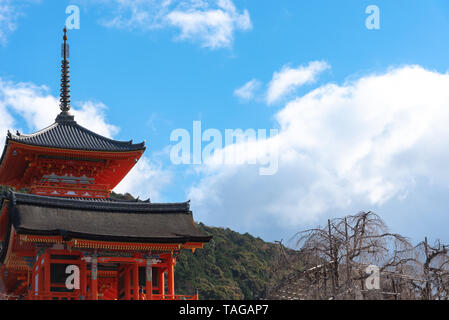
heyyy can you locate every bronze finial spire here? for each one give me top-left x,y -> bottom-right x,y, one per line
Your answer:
59,27 -> 71,114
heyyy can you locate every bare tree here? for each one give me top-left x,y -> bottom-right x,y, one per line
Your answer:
412,238 -> 449,300
265,211 -> 442,300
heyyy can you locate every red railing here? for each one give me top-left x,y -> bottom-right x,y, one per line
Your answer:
143,294 -> 198,300
0,292 -> 19,300
24,291 -> 198,300
27,291 -> 82,300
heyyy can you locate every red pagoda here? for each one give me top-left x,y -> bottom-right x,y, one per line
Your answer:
0,28 -> 211,300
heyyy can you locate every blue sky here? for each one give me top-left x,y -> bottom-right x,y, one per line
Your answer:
1,0 -> 449,246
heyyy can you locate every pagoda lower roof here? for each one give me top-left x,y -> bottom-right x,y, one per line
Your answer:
1,192 -> 211,246
5,113 -> 145,153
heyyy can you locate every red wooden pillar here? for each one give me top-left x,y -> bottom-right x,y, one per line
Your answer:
29,267 -> 34,300
145,259 -> 153,300
44,250 -> 50,299
168,255 -> 175,299
124,265 -> 130,300
158,268 -> 165,298
32,258 -> 39,299
91,257 -> 98,300
37,255 -> 44,299
80,258 -> 87,299
133,262 -> 139,300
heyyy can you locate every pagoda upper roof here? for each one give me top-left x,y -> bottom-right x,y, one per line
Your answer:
6,113 -> 145,153
0,192 -> 211,246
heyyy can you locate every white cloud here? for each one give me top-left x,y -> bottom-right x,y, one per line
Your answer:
266,61 -> 330,104
114,155 -> 172,201
71,101 -> 119,138
0,0 -> 41,45
0,80 -> 58,141
98,0 -> 252,49
0,79 -> 118,138
233,79 -> 261,101
167,0 -> 251,48
188,65 -> 449,233
0,0 -> 19,44
100,0 -> 172,30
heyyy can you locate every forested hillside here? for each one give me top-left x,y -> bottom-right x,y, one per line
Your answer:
174,224 -> 279,300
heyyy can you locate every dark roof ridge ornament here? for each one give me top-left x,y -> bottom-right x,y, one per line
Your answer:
56,27 -> 75,123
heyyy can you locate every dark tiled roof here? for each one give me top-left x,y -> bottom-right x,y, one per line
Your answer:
7,113 -> 145,152
10,192 -> 189,214
2,192 -> 211,244
63,196 -> 151,203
